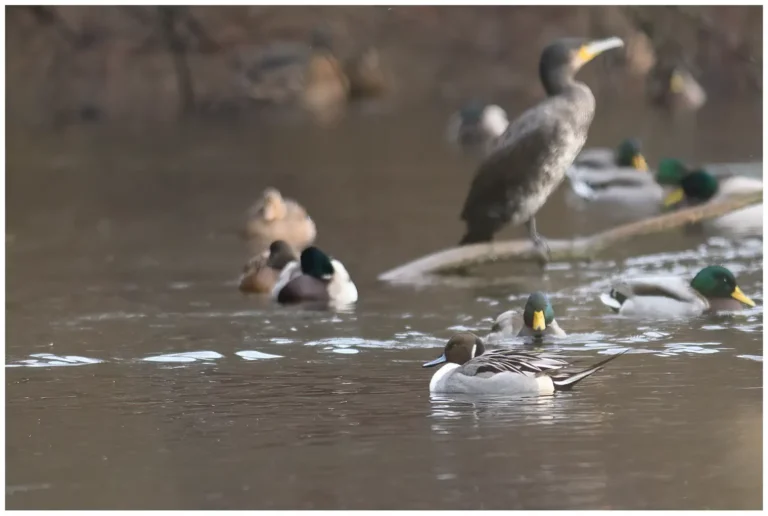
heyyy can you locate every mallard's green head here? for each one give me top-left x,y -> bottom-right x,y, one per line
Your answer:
690,266 -> 755,307
616,138 -> 647,170
656,158 -> 689,186
681,170 -> 718,201
523,291 -> 556,332
300,246 -> 335,280
663,169 -> 719,207
423,332 -> 485,368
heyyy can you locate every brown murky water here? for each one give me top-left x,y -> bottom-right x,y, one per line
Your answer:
6,95 -> 763,509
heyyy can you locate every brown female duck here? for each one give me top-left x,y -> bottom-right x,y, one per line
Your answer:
239,240 -> 297,294
244,187 -> 317,255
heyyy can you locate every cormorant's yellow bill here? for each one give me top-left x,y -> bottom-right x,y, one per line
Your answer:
532,310 -> 546,331
632,154 -> 649,171
576,37 -> 625,66
663,188 -> 685,207
670,71 -> 686,94
731,286 -> 756,307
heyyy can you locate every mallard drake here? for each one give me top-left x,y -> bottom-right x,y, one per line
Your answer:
446,100 -> 509,151
566,138 -> 664,205
238,240 -> 296,294
422,332 -> 626,394
647,62 -> 707,112
271,246 -> 358,306
657,160 -> 763,236
566,167 -> 664,206
600,265 -> 756,318
518,291 -> 567,339
484,310 -> 520,344
244,187 -> 317,255
574,138 -> 649,171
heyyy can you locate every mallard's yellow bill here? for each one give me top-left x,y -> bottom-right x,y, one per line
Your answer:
731,286 -> 756,307
633,154 -> 649,171
670,72 -> 685,94
577,37 -> 624,66
663,188 -> 685,207
532,310 -> 546,331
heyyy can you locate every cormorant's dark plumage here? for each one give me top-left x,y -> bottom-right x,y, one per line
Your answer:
458,37 -> 624,256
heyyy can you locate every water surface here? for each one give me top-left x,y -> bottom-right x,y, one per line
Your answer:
6,97 -> 763,509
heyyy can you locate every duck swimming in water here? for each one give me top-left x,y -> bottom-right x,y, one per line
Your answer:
244,187 -> 317,255
446,100 -> 509,152
657,159 -> 763,236
566,138 -> 663,208
647,62 -> 707,113
599,265 -> 756,318
573,138 -> 648,171
519,291 -> 567,339
271,246 -> 358,306
484,309 -> 520,344
239,240 -> 296,294
423,332 -> 625,395
458,37 -> 625,260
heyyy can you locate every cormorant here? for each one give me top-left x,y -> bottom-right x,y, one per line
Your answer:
458,37 -> 624,259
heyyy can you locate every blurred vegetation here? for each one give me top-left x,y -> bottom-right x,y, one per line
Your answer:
6,5 -> 762,127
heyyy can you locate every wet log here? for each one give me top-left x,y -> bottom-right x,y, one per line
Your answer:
379,191 -> 762,284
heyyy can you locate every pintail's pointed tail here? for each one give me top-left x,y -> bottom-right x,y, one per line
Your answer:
552,349 -> 629,391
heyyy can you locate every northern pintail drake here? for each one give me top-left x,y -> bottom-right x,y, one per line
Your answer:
423,332 -> 625,395
600,265 -> 756,318
446,100 -> 509,152
239,240 -> 296,294
271,246 -> 358,306
656,159 -> 763,237
244,187 -> 317,255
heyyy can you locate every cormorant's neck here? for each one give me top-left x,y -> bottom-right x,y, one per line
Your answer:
541,68 -> 578,96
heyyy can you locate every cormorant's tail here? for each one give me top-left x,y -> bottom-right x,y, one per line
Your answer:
551,349 -> 628,391
459,226 -> 495,246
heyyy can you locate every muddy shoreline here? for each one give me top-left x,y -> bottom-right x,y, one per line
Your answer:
6,6 -> 762,127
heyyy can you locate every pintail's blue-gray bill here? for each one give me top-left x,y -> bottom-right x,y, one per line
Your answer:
422,354 -> 447,368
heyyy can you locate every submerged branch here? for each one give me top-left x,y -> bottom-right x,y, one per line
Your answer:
379,191 -> 762,284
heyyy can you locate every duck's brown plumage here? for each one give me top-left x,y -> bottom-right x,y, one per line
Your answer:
244,188 -> 316,255
239,240 -> 296,294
